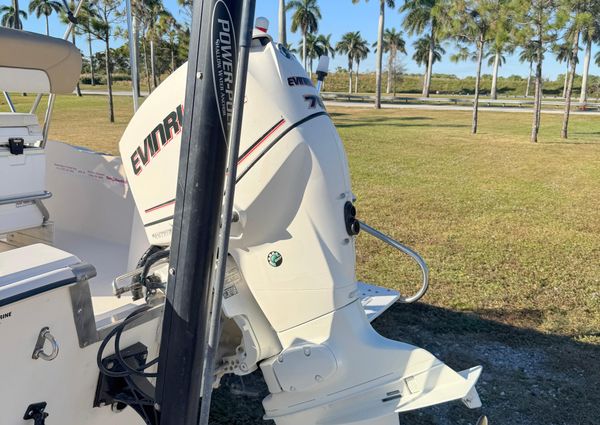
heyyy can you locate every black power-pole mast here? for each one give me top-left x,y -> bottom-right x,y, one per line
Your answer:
155,0 -> 256,424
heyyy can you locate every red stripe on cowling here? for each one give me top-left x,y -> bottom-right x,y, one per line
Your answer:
145,199 -> 175,214
145,119 -> 286,215
237,119 -> 286,165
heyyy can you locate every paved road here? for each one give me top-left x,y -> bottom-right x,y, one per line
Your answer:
79,90 -> 149,96
324,100 -> 600,116
78,90 -> 600,116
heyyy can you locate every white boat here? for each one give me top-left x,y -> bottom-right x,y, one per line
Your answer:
0,3 -> 483,424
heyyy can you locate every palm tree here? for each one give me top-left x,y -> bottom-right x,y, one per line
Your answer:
352,0 -> 395,108
287,0 -> 321,72
579,1 -> 600,103
412,35 -> 444,93
59,0 -> 81,96
316,33 -> 336,57
0,5 -> 27,28
133,0 -> 151,91
79,4 -> 100,86
89,0 -> 121,123
553,42 -> 574,98
304,32 -> 320,75
284,42 -> 298,54
337,31 -> 361,94
562,14 -> 584,139
379,28 -> 406,94
518,41 -> 537,98
158,14 -> 180,73
401,0 -> 440,97
176,0 -> 191,25
137,0 -> 171,90
486,43 -> 513,100
353,34 -> 370,93
446,0 -> 508,135
304,33 -> 336,74
28,0 -> 62,35
278,0 -> 286,45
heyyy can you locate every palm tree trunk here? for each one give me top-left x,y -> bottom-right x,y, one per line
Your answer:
562,32 -> 579,139
45,15 -> 49,35
132,15 -> 141,93
374,0 -> 385,108
302,33 -> 307,71
13,0 -> 21,29
278,0 -> 286,45
171,43 -> 175,72
142,40 -> 151,92
579,37 -> 591,103
423,28 -> 435,97
355,61 -> 360,93
150,38 -> 158,89
88,30 -> 95,86
472,37 -> 484,135
348,62 -> 353,94
105,37 -> 114,123
525,61 -> 532,97
531,34 -> 543,143
72,31 -> 82,97
562,63 -> 568,98
387,53 -> 393,94
490,51 -> 500,100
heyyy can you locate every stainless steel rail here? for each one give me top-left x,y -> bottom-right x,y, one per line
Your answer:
0,191 -> 52,206
41,0 -> 85,148
3,92 -> 16,112
358,220 -> 429,303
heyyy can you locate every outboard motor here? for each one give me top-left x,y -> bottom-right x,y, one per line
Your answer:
119,21 -> 482,425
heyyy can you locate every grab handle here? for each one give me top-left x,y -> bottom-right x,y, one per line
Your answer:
358,220 -> 429,303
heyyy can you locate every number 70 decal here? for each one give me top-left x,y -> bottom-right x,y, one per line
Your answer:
304,94 -> 325,109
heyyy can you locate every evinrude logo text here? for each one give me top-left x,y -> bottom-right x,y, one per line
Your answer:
130,104 -> 184,175
288,76 -> 313,87
211,0 -> 237,139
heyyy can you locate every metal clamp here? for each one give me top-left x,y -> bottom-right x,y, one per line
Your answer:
112,266 -> 145,298
358,220 -> 430,304
112,257 -> 169,299
32,327 -> 59,361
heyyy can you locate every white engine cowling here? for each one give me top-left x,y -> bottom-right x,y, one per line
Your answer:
119,34 -> 356,333
119,32 -> 482,425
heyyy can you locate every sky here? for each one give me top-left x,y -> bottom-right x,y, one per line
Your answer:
6,0 -> 598,80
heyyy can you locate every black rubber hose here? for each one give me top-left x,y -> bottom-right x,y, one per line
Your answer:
141,249 -> 170,284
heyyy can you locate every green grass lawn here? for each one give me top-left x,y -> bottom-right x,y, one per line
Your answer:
3,94 -> 599,423
331,106 -> 600,340
3,93 -> 598,339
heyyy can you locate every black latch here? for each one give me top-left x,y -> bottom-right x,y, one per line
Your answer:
23,402 -> 49,425
9,138 -> 24,155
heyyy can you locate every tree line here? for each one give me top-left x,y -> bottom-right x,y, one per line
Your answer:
1,0 -> 189,122
282,0 -> 600,142
3,0 -> 600,142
